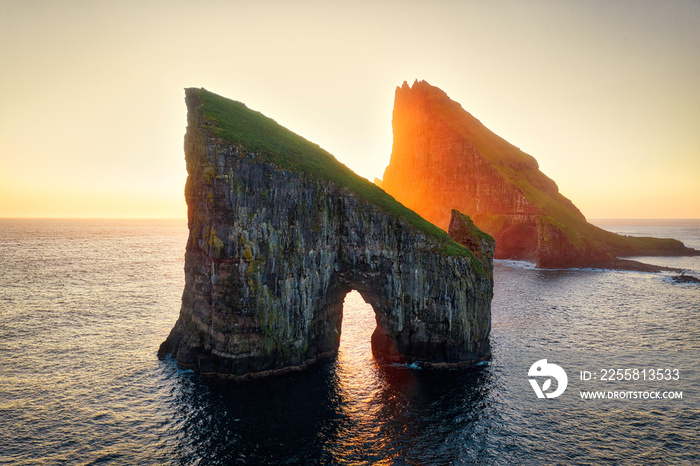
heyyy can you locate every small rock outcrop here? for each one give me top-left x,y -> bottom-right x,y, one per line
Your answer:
672,273 -> 700,284
449,209 -> 495,264
381,80 -> 699,270
159,88 -> 493,379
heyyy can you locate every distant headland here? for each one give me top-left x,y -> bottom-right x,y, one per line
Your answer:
380,80 -> 699,271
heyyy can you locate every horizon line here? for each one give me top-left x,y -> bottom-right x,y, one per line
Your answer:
1,216 -> 699,222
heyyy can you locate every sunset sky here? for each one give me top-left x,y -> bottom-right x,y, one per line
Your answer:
1,0 -> 698,219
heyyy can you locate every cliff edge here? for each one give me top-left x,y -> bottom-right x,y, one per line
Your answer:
159,88 -> 494,379
381,80 -> 698,270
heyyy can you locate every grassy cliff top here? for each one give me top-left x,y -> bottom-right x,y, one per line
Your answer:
189,87 -> 483,263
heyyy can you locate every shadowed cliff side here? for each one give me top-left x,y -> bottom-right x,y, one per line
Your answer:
159,88 -> 494,379
381,80 -> 698,270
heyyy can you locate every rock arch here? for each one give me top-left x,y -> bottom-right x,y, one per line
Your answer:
158,88 -> 493,380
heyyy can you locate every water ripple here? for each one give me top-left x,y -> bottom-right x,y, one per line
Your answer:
0,219 -> 698,464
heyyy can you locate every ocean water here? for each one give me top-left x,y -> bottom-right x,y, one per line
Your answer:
1,218 -> 698,464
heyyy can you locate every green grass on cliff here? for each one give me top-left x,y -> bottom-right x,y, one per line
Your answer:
417,82 -> 691,257
192,88 -> 482,265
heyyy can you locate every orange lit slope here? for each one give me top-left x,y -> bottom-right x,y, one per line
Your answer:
381,80 -> 698,269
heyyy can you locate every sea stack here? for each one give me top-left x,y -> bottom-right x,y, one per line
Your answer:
159,88 -> 494,379
381,80 -> 698,269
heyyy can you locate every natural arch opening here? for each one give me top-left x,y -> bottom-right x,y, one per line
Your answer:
337,290 -> 376,367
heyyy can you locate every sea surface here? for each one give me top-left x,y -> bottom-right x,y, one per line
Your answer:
1,219 -> 698,465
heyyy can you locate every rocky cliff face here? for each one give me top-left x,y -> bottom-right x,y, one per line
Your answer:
381,80 -> 698,269
448,209 -> 495,264
159,88 -> 493,379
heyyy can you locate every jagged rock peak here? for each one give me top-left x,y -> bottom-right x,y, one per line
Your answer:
398,79 -> 443,94
158,88 -> 494,380
397,79 -> 435,89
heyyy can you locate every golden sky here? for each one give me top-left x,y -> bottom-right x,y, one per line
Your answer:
1,0 -> 698,219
